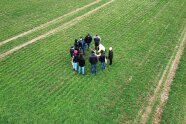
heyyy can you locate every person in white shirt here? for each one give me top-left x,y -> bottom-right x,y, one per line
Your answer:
97,43 -> 105,53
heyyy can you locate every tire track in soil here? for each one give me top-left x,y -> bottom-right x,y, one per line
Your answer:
0,0 -> 101,46
133,65 -> 163,124
118,62 -> 163,124
153,31 -> 186,124
139,0 -> 186,122
119,2 -> 169,123
140,28 -> 186,124
131,0 -> 173,122
0,0 -> 114,60
94,0 -> 152,117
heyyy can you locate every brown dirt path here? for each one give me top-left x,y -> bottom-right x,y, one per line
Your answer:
0,0 -> 101,46
153,30 -> 186,124
140,27 -> 186,124
0,0 -> 114,60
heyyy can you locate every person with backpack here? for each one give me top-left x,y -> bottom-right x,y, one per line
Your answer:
78,53 -> 85,75
84,33 -> 92,49
89,51 -> 98,74
93,34 -> 101,51
72,50 -> 79,71
99,50 -> 106,70
108,47 -> 113,65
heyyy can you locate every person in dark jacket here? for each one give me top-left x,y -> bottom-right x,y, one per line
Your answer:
93,34 -> 101,51
99,50 -> 106,70
84,33 -> 92,49
78,37 -> 85,54
69,46 -> 74,66
72,50 -> 79,71
69,46 -> 74,58
89,51 -> 98,74
74,39 -> 79,50
78,53 -> 85,75
108,47 -> 113,65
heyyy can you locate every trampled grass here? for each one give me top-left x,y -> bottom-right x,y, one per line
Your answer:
0,0 -> 185,123
161,41 -> 186,124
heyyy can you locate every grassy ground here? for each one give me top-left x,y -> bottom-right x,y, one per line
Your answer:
0,0 -> 185,123
0,0 -> 95,41
161,44 -> 186,124
0,0 -> 110,54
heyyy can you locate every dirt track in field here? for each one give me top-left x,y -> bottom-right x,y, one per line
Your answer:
153,31 -> 186,124
0,0 -> 114,60
0,0 -> 101,46
140,28 -> 186,124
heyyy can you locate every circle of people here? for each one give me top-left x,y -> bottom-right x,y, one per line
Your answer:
69,33 -> 113,75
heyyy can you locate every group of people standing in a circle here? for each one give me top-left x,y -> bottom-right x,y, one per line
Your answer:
69,33 -> 113,75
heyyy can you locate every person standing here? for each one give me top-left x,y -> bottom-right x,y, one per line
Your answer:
84,33 -> 92,49
74,39 -> 79,50
78,53 -> 85,75
72,50 -> 78,71
108,47 -> 113,65
69,46 -> 74,58
89,51 -> 98,74
93,34 -> 101,51
99,50 -> 106,70
69,46 -> 74,66
78,37 -> 85,54
97,43 -> 106,54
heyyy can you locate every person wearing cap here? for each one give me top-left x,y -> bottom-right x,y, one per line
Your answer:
84,33 -> 92,49
93,34 -> 101,51
72,50 -> 79,71
108,47 -> 113,65
89,51 -> 98,74
99,50 -> 106,70
78,53 -> 85,75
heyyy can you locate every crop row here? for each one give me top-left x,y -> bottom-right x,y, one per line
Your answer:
0,0 -> 185,123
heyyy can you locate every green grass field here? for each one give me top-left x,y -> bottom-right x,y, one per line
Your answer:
161,44 -> 186,124
0,0 -> 185,123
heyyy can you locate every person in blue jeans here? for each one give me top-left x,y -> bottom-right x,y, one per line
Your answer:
89,51 -> 98,74
93,34 -> 101,51
84,33 -> 92,49
78,53 -> 85,75
99,50 -> 106,70
72,50 -> 78,71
